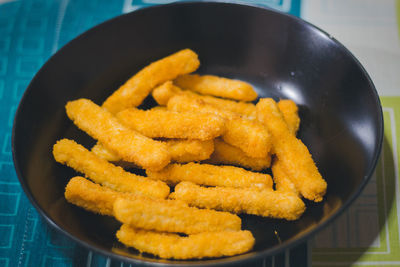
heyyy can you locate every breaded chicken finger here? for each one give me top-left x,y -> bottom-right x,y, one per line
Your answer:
199,95 -> 257,119
151,81 -> 183,105
65,176 -> 144,216
206,139 -> 271,171
152,82 -> 257,117
167,94 -> 240,119
272,100 -> 301,194
256,98 -> 327,202
171,182 -> 305,220
116,108 -> 225,140
174,74 -> 257,101
91,142 -> 121,162
65,177 -> 189,216
102,49 -> 200,114
65,99 -> 170,170
278,99 -> 300,135
224,118 -> 271,158
271,158 -> 298,195
116,224 -> 254,259
168,95 -> 271,158
114,198 -> 241,235
92,139 -> 214,164
147,162 -> 273,190
166,139 -> 214,162
53,139 -> 170,199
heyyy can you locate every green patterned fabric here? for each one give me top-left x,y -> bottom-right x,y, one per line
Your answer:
397,0 -> 400,40
312,97 -> 400,267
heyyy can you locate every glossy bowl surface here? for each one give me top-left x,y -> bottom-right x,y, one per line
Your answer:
12,2 -> 383,266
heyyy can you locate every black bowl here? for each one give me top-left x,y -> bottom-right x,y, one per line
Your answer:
12,2 -> 383,266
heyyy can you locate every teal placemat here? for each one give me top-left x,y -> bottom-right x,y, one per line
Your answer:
0,1 -> 305,266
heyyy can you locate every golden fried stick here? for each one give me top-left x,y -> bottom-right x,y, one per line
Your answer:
116,224 -> 254,259
114,198 -> 241,235
271,99 -> 300,194
66,177 -> 189,215
65,98 -> 170,170
167,94 -> 240,119
174,74 -> 257,101
65,176 -> 142,216
152,82 -> 257,117
198,95 -> 256,119
167,95 -> 271,158
166,139 -> 214,162
224,118 -> 271,158
256,98 -> 327,202
102,49 -> 200,114
53,139 -> 170,199
147,162 -> 272,190
171,182 -> 305,220
271,158 -> 298,195
278,99 -> 300,135
152,81 -> 183,105
91,142 -> 121,162
116,108 -> 225,140
92,139 -> 214,164
206,139 -> 271,171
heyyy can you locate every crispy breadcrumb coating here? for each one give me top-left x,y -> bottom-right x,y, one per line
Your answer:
256,98 -> 327,202
278,99 -> 300,135
147,162 -> 273,190
152,82 -> 257,117
65,176 -> 142,216
271,158 -> 299,195
92,139 -> 214,164
53,139 -> 170,198
114,198 -> 241,235
65,177 -> 189,215
151,81 -> 183,105
198,95 -> 257,119
116,108 -> 225,140
91,142 -> 121,162
65,98 -> 170,170
206,139 -> 271,171
167,95 -> 271,158
223,118 -> 271,158
116,224 -> 254,259
171,182 -> 306,220
271,100 -> 301,194
166,139 -> 214,162
102,49 -> 200,114
167,94 -> 241,120
174,74 -> 257,101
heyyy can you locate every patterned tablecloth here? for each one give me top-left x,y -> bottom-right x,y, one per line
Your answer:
0,0 -> 399,266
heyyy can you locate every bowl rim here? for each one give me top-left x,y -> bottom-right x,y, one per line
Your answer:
11,1 -> 384,266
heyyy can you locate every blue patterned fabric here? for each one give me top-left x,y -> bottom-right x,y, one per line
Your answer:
0,1 -> 303,266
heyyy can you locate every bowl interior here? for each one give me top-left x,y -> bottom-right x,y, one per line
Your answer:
12,2 -> 382,266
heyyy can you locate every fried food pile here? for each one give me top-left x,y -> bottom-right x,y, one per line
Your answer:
52,49 -> 327,260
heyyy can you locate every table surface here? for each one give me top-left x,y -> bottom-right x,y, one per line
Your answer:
0,0 -> 399,266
